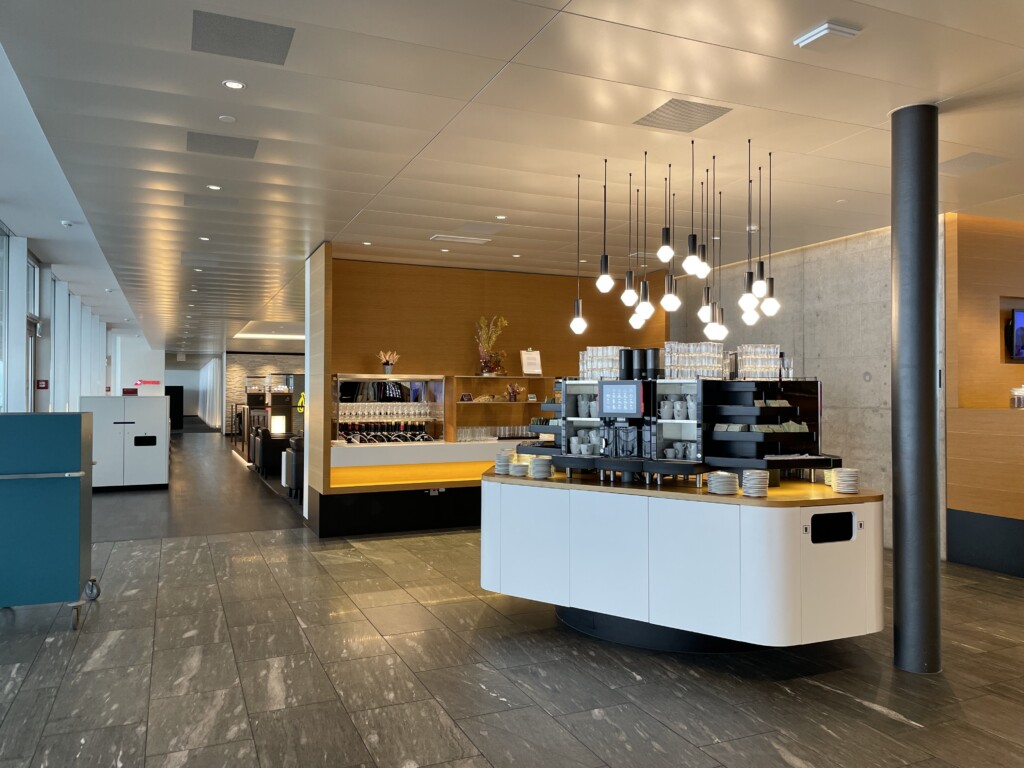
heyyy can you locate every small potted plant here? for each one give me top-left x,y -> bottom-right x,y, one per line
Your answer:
506,382 -> 525,403
377,350 -> 400,375
475,316 -> 508,375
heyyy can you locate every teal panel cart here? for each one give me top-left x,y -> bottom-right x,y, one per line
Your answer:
0,413 -> 97,629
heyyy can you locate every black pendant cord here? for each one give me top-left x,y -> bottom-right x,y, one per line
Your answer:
691,140 -> 696,237
768,152 -> 773,277
635,187 -> 640,275
643,150 -> 648,279
712,156 -> 717,302
719,191 -> 723,299
758,165 -> 763,263
602,159 -> 607,259
627,171 -> 633,275
746,139 -> 753,273
576,173 -> 581,300
671,192 -> 676,278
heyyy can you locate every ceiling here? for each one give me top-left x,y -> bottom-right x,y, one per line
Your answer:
2,0 -> 1024,353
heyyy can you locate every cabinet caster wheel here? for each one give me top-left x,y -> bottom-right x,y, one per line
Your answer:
85,579 -> 100,601
68,601 -> 85,631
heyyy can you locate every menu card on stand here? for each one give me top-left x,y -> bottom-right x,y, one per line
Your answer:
520,349 -> 543,376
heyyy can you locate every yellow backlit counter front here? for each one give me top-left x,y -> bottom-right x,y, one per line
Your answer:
481,469 -> 885,647
329,441 -> 499,494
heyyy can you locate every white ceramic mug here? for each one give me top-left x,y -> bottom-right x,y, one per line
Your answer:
659,401 -> 673,419
673,401 -> 685,419
580,443 -> 595,456
589,401 -> 599,418
664,448 -> 677,459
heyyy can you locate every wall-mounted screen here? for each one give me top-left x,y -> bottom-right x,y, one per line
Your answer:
598,380 -> 643,418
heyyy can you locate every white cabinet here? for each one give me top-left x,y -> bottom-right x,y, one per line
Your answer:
499,484 -> 570,604
740,505 -> 802,646
480,479 -> 501,592
82,396 -> 169,488
570,489 -> 648,622
650,498 -> 740,637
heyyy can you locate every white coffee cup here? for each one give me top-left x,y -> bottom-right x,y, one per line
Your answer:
673,401 -> 685,419
664,448 -> 677,459
570,442 -> 581,455
580,443 -> 595,456
659,401 -> 673,419
589,401 -> 599,418
673,442 -> 684,453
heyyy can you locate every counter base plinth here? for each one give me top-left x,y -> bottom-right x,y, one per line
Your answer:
556,606 -> 758,654
306,486 -> 480,538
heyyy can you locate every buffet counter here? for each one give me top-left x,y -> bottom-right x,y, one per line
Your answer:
481,469 -> 884,647
329,441 -> 499,494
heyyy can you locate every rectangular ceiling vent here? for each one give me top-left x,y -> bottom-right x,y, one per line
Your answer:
430,234 -> 492,245
183,193 -> 240,209
191,11 -> 295,65
634,99 -> 731,134
939,152 -> 1008,177
186,131 -> 259,159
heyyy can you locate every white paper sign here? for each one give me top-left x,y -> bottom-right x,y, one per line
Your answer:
520,349 -> 543,375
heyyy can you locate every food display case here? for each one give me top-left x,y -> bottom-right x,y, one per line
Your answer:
245,375 -> 266,408
334,374 -> 445,442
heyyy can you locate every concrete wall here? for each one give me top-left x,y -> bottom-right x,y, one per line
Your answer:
672,228 -> 898,545
165,368 -> 200,415
224,352 -> 304,434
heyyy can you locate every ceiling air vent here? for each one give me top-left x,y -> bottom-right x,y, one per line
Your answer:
186,131 -> 259,159
939,152 -> 1008,177
191,11 -> 295,65
634,99 -> 731,134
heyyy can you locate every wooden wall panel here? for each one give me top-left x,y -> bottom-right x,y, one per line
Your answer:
331,260 -> 669,376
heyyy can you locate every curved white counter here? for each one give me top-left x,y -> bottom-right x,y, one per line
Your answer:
481,470 -> 884,647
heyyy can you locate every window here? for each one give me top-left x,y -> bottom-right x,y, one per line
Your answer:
26,258 -> 39,318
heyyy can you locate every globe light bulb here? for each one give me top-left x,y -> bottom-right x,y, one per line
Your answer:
661,291 -> 681,312
570,299 -> 587,335
742,309 -> 760,326
703,321 -> 717,340
637,300 -> 655,320
621,269 -> 638,306
596,273 -> 615,293
694,260 -> 711,280
629,312 -> 646,329
739,292 -> 760,312
682,234 -> 700,275
752,279 -> 768,298
761,296 -> 781,316
697,304 -> 712,324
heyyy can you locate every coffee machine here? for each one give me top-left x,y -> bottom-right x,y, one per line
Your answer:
594,378 -> 656,482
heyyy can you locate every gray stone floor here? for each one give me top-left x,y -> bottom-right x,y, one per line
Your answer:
1,434 -> 1022,766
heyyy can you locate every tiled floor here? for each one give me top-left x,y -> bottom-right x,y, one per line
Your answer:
1,435 -> 1022,767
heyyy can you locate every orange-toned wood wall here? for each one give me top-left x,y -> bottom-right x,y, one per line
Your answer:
946,213 -> 1024,520
331,260 -> 669,377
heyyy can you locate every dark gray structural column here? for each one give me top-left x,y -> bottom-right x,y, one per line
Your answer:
891,103 -> 941,674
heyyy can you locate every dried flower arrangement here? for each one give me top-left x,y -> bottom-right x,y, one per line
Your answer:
377,350 -> 400,365
505,382 -> 525,402
475,316 -> 508,375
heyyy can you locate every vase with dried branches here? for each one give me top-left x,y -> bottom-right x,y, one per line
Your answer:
505,382 -> 525,402
475,316 -> 508,375
377,350 -> 400,375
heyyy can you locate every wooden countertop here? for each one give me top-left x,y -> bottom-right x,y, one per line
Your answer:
482,468 -> 882,507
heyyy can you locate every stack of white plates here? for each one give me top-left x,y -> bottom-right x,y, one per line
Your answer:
823,469 -> 834,487
509,462 -> 529,477
529,456 -> 553,479
742,469 -> 769,497
708,471 -> 739,495
494,450 -> 513,475
832,468 -> 860,494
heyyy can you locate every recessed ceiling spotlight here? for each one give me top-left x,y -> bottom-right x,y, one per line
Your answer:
206,184 -> 222,191
60,219 -> 73,228
123,317 -> 130,322
188,304 -> 195,307
190,289 -> 198,293
440,248 -> 449,253
580,259 -> 587,263
836,198 -> 847,204
495,215 -> 507,220
218,114 -> 236,123
793,21 -> 861,48
221,79 -> 246,90
362,241 -> 372,246
186,315 -> 192,319
104,288 -> 114,293
512,254 -> 521,258
194,268 -> 203,272
199,236 -> 210,241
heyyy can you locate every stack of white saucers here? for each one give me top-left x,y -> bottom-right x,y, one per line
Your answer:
509,461 -> 529,477
832,468 -> 860,494
529,456 -> 553,479
742,469 -> 769,497
708,471 -> 739,495
823,469 -> 834,488
494,450 -> 513,475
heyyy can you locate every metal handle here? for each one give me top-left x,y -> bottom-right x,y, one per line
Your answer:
0,471 -> 86,480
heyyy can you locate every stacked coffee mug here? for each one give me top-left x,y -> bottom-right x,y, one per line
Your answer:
742,469 -> 769,497
494,449 -> 513,475
832,468 -> 860,493
708,471 -> 739,495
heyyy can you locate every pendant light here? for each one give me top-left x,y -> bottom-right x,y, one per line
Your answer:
682,141 -> 701,275
695,165 -> 712,280
696,178 -> 712,324
661,191 -> 682,311
713,190 -> 730,341
739,140 -> 760,321
761,152 -> 782,317
636,151 -> 656,320
629,185 -> 646,327
703,169 -> 720,338
620,172 -> 638,307
570,174 -> 587,335
752,165 -> 768,299
657,165 -> 674,262
596,159 -> 615,293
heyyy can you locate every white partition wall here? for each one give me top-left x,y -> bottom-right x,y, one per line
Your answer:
3,236 -> 27,412
68,293 -> 81,412
51,279 -> 70,412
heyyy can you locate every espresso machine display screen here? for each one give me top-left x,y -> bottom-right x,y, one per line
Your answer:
598,381 -> 643,418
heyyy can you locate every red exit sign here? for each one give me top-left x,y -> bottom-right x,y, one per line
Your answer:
134,379 -> 161,386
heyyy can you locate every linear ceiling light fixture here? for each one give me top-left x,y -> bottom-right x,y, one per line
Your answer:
793,21 -> 861,48
429,234 -> 491,245
596,159 -> 615,293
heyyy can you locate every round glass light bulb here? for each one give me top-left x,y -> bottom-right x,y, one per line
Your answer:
716,322 -> 729,341
621,288 -> 638,307
570,315 -> 588,334
656,244 -> 674,262
596,273 -> 615,293
703,322 -> 717,340
738,292 -> 760,312
660,292 -> 681,312
694,260 -> 711,280
761,296 -> 781,317
752,279 -> 768,298
741,309 -> 760,326
636,300 -> 655,320
629,312 -> 646,329
681,254 -> 701,275
697,304 -> 712,324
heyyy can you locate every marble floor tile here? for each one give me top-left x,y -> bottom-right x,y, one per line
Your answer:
947,692 -> 1024,747
237,653 -> 337,713
45,665 -> 150,735
145,687 -> 250,755
150,642 -> 240,699
352,699 -> 478,768
435,759 -> 494,768
418,662 -> 534,719
156,584 -> 222,618
901,719 -> 1024,768
249,700 -> 372,768
161,536 -> 211,553
81,599 -> 156,634
275,575 -> 345,603
0,663 -> 28,721
144,739 -> 260,768
557,703 -> 719,768
0,605 -> 60,638
267,559 -> 328,580
159,549 -> 216,582
560,639 -> 667,690
30,723 -> 147,768
458,706 -> 603,768
321,561 -> 387,582
339,578 -> 415,609
378,561 -> 443,582
99,571 -> 159,603
66,627 -> 154,675
986,676 -> 1024,705
222,597 -> 295,627
154,611 -> 229,651
387,629 -> 484,672
212,553 -> 271,578
502,659 -> 626,717
324,654 -> 431,712
427,600 -> 511,632
303,620 -> 392,663
0,687 -> 55,760
362,603 -> 445,636
291,597 -> 363,628
229,620 -> 310,662
459,626 -> 570,670
701,731 -> 842,768
216,572 -> 283,604
619,681 -> 773,747
478,595 -> 550,617
0,636 -> 45,666
402,578 -> 476,606
19,634 -> 76,692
